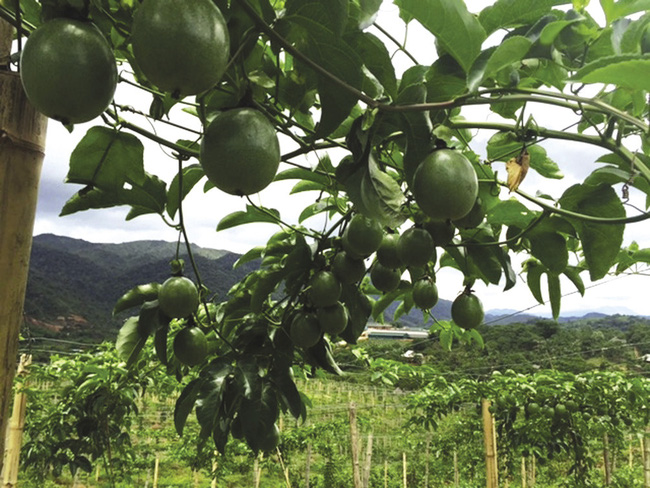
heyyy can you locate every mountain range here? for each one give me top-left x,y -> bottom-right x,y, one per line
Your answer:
22,234 -> 641,344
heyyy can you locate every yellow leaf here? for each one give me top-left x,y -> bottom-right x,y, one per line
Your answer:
506,149 -> 530,192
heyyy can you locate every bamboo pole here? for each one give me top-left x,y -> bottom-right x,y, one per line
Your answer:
362,431 -> 373,488
642,426 -> 650,488
276,447 -> 291,488
604,433 -> 612,485
153,455 -> 160,488
454,448 -> 459,488
521,457 -> 527,488
402,452 -> 407,488
384,458 -> 388,488
305,443 -> 311,488
254,453 -> 262,488
348,402 -> 362,488
211,451 -> 218,488
1,354 -> 31,487
482,399 -> 499,488
0,20 -> 47,477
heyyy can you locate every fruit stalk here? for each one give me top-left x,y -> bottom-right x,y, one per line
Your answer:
0,18 -> 47,476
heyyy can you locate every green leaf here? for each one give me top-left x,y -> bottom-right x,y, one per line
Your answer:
359,0 -> 382,29
394,0 -> 486,72
572,54 -> 650,91
339,283 -> 372,344
426,56 -> 467,102
600,0 -> 650,24
217,205 -> 281,231
559,183 -> 625,280
174,379 -> 201,436
272,367 -> 304,419
286,0 -> 349,36
526,261 -> 545,304
440,328 -> 453,351
61,173 -> 167,218
547,272 -> 561,320
234,246 -> 265,268
67,127 -> 145,192
299,198 -> 338,223
287,15 -> 364,138
195,360 -> 233,439
250,268 -> 285,313
487,199 -> 537,228
529,231 -> 569,274
479,0 -> 570,35
527,146 -> 564,179
355,32 -> 398,99
274,167 -> 331,186
632,248 -> 650,263
468,36 -> 532,91
563,266 -> 585,296
360,154 -> 407,228
113,283 -> 160,315
166,164 -> 205,219
116,317 -> 147,367
539,17 -> 584,45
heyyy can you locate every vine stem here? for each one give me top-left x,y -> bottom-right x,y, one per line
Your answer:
176,158 -> 238,353
449,119 -> 650,185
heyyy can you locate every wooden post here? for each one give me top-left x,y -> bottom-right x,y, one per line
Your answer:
603,433 -> 612,485
0,19 -> 48,477
482,399 -> 499,488
276,447 -> 291,488
211,451 -> 218,488
424,436 -> 430,488
629,435 -> 634,469
153,455 -> 160,488
348,402 -> 362,488
305,443 -> 311,488
362,431 -> 373,488
254,453 -> 262,488
402,452 -> 407,488
642,426 -> 650,488
454,449 -> 459,488
1,354 -> 31,487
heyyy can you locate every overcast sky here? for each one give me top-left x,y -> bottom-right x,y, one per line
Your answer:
30,1 -> 650,317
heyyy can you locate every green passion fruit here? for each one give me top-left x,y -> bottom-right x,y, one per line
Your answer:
174,327 -> 208,366
370,262 -> 401,293
200,108 -> 280,196
131,0 -> 230,96
397,227 -> 435,268
309,271 -> 342,308
376,233 -> 403,269
412,279 -> 439,310
331,252 -> 366,284
451,291 -> 484,329
20,18 -> 117,124
317,302 -> 349,335
158,276 -> 200,319
290,312 -> 322,348
342,214 -> 383,257
412,149 -> 478,221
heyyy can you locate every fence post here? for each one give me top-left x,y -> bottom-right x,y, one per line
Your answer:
402,452 -> 407,488
1,354 -> 31,487
348,402 -> 362,488
362,431 -> 373,488
643,426 -> 650,488
482,399 -> 499,488
153,454 -> 160,488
